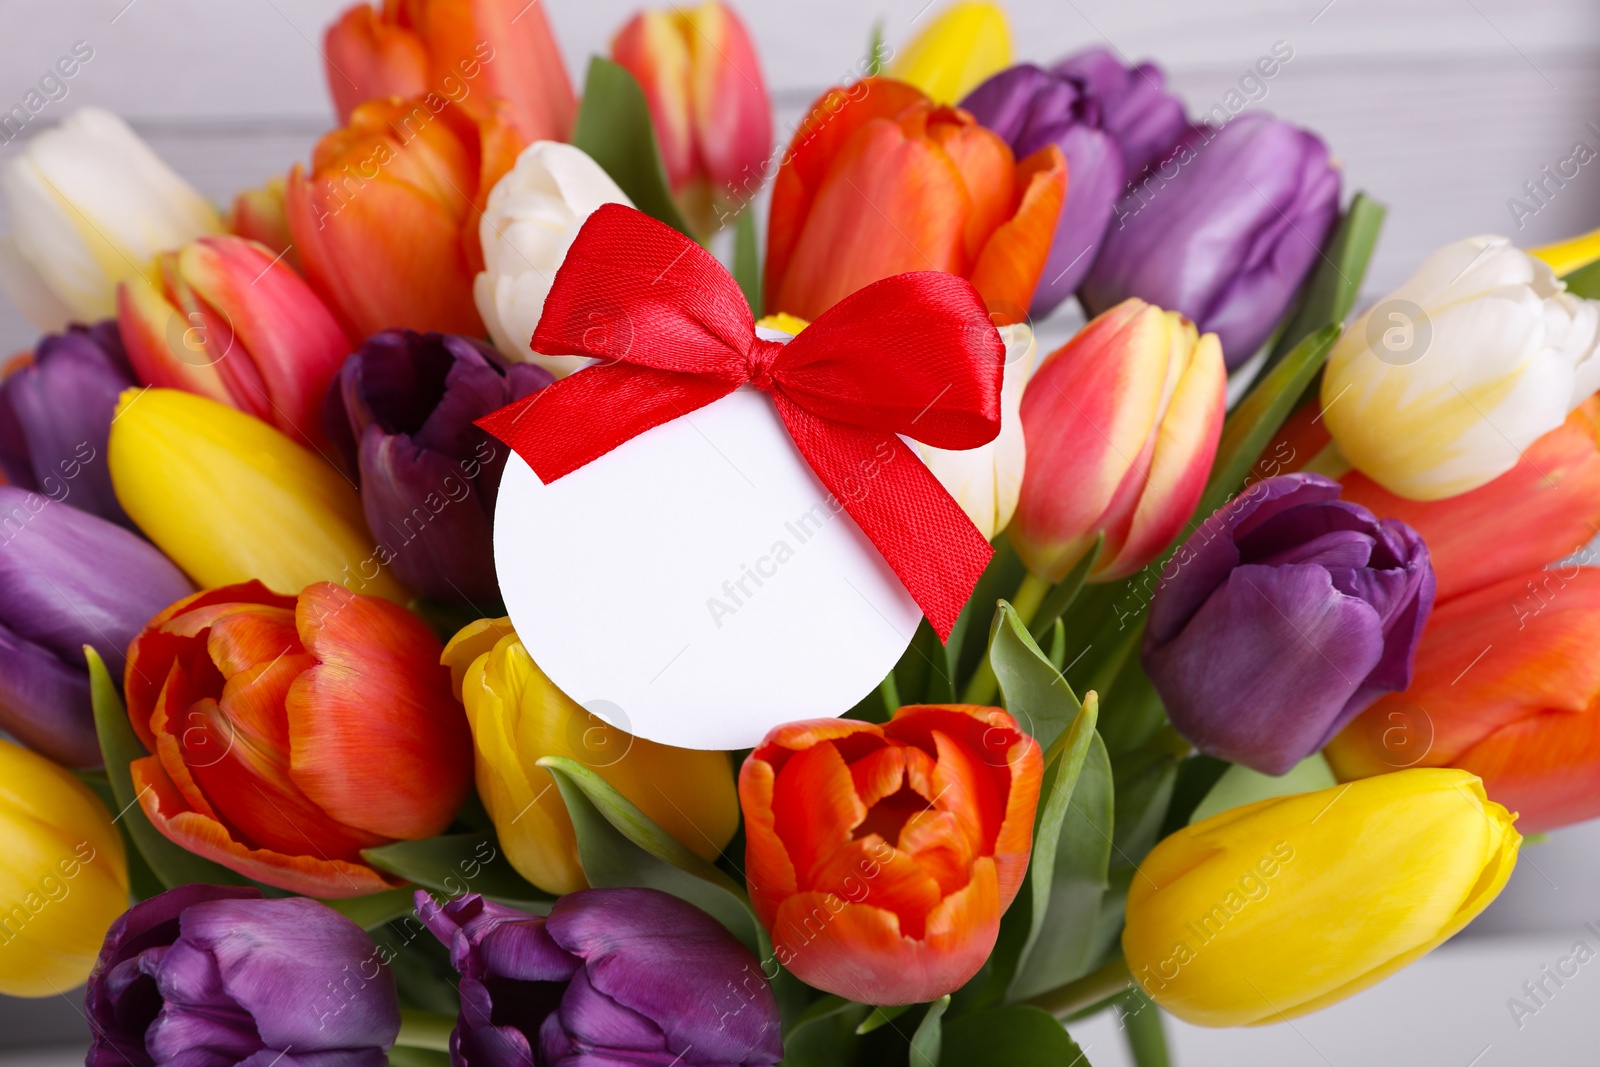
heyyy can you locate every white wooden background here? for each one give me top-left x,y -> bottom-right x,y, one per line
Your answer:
2,1 -> 1600,1062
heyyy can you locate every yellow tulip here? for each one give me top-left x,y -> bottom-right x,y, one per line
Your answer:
442,618 -> 741,894
108,388 -> 406,601
1122,768 -> 1519,1026
887,2 -> 1011,104
0,738 -> 129,997
1530,224 -> 1600,277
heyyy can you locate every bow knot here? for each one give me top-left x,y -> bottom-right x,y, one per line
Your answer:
745,337 -> 785,393
477,205 -> 1006,641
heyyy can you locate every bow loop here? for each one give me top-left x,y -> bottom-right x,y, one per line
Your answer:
478,206 -> 1004,641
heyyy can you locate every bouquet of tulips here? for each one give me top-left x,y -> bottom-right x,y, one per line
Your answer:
3,2 -> 1600,1064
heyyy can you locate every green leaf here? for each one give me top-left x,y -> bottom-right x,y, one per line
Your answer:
865,21 -> 887,76
952,536 -> 1027,688
1564,257 -> 1600,300
1027,535 -> 1103,645
988,602 -> 1082,754
322,889 -> 417,931
1111,750 -> 1181,867
855,1003 -> 911,1035
87,646 -> 253,891
1160,754 -> 1230,836
908,995 -> 950,1067
735,207 -> 763,317
1197,324 -> 1340,524
362,832 -> 556,913
1187,753 -> 1336,825
387,1048 -> 452,1067
940,1006 -> 1085,1066
1269,192 -> 1387,363
570,58 -> 691,236
1010,731 -> 1114,998
781,997 -> 869,1067
539,756 -> 759,949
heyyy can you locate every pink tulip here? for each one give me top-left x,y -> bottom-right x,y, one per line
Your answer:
1010,298 -> 1226,582
116,235 -> 351,451
612,1 -> 772,233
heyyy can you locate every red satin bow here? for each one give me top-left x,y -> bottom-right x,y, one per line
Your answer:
477,204 -> 1004,641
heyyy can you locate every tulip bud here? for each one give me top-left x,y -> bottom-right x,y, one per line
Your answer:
117,236 -> 351,451
740,704 -> 1043,1004
225,175 -> 297,269
87,885 -> 401,1063
1143,473 -> 1435,775
325,0 -> 576,144
474,141 -> 634,375
1010,299 -> 1226,583
1339,401 -> 1600,602
419,889 -> 782,1066
1124,769 -> 1519,1026
108,388 -> 408,601
888,2 -> 1012,105
1322,235 -> 1600,500
960,51 -> 1187,314
325,330 -> 552,604
442,618 -> 740,894
0,736 -> 129,997
913,323 -> 1037,540
0,486 -> 192,767
767,77 -> 1065,325
1327,568 -> 1600,832
124,581 -> 473,896
0,108 -> 222,332
0,321 -> 135,527
1083,113 -> 1341,368
287,97 -> 524,340
612,1 -> 773,234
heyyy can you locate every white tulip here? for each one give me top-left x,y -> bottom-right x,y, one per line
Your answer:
1322,235 -> 1600,500
914,323 -> 1038,540
474,141 -> 634,377
0,107 -> 221,331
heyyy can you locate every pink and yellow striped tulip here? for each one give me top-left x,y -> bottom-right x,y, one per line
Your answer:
1010,298 -> 1226,582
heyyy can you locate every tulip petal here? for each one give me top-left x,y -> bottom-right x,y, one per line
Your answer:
323,5 -> 430,124
771,742 -> 868,883
0,618 -> 101,768
288,583 -> 472,840
967,143 -> 1066,324
132,755 -> 399,897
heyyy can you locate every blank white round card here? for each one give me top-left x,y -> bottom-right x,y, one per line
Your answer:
492,386 -> 922,750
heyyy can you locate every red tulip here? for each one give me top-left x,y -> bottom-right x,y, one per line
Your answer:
1010,298 -> 1226,582
765,76 -> 1066,325
117,236 -> 349,450
612,1 -> 772,233
286,97 -> 523,340
1327,567 -> 1600,833
125,581 -> 473,896
324,0 -> 576,144
740,704 -> 1042,1004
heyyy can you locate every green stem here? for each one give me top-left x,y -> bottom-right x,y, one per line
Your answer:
961,571 -> 1053,705
1024,953 -> 1134,1020
1300,439 -> 1352,479
395,1009 -> 456,1051
1120,988 -> 1170,1067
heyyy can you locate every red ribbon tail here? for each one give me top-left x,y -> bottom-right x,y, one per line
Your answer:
774,398 -> 991,643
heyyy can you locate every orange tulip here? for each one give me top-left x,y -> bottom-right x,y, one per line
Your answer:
225,176 -> 297,271
286,97 -> 523,339
125,581 -> 473,896
765,76 -> 1066,325
324,0 -> 575,144
740,704 -> 1042,1005
1272,399 -> 1600,603
1326,568 -> 1600,832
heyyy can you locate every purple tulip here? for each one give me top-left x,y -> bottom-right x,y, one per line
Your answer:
1082,112 -> 1341,368
86,885 -> 400,1067
0,321 -> 136,527
1142,474 -> 1434,776
1049,47 -> 1188,179
325,330 -> 552,606
418,889 -> 782,1067
0,485 -> 191,767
